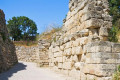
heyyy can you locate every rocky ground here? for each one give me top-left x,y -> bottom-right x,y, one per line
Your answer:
0,62 -> 66,80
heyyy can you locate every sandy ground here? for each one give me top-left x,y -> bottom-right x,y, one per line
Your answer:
0,62 -> 66,80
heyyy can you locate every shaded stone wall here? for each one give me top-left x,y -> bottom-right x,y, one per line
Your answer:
0,9 -> 18,73
48,0 -> 119,80
16,46 -> 38,62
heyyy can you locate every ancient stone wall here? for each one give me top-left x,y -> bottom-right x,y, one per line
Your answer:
48,0 -> 119,80
0,9 -> 18,73
15,40 -> 50,67
37,40 -> 50,67
16,46 -> 38,62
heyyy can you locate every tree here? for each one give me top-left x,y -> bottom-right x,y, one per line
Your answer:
108,0 -> 120,42
7,16 -> 37,41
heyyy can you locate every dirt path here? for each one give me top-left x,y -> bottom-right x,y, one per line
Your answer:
0,62 -> 66,80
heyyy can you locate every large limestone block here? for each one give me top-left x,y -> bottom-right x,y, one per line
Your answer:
75,46 -> 83,55
99,27 -> 108,37
63,62 -> 72,70
63,56 -> 66,62
65,17 -> 74,30
56,57 -> 63,63
64,48 -> 72,56
85,52 -> 120,64
65,42 -> 72,49
54,51 -> 63,57
72,46 -> 83,55
70,27 -> 77,34
86,41 -> 112,53
73,40 -> 79,47
86,57 -> 120,64
60,45 -> 64,51
77,0 -> 88,11
73,13 -> 80,26
84,64 -> 117,77
68,35 -> 76,41
81,11 -> 102,22
66,56 -> 73,62
52,46 -> 60,52
86,52 -> 120,59
72,47 -> 76,55
64,37 -> 70,43
84,18 -> 104,29
58,63 -> 63,68
79,37 -> 88,45
72,55 -> 78,62
74,62 -> 84,70
79,29 -> 89,36
112,43 -> 120,53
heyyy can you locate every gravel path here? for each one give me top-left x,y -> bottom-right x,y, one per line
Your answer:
0,62 -> 66,80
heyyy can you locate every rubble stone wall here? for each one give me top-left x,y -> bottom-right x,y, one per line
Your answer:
48,0 -> 118,80
16,46 -> 39,62
0,10 -> 18,73
37,40 -> 50,67
15,40 -> 50,67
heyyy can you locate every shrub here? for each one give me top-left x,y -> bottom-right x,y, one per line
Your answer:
113,65 -> 120,80
109,26 -> 118,42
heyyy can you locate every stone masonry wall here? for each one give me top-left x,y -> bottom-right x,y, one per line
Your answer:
16,46 -> 38,62
15,39 -> 50,67
0,9 -> 18,73
37,40 -> 50,67
48,0 -> 119,80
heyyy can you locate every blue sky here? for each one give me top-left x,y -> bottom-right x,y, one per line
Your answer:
0,0 -> 69,33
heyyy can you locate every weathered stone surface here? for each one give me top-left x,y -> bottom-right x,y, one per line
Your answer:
64,48 -> 72,56
0,9 -> 18,73
75,62 -> 84,70
99,27 -> 108,37
84,64 -> 117,77
112,43 -> 120,53
16,46 -> 38,62
86,41 -> 112,53
63,62 -> 72,70
58,63 -> 63,68
48,0 -> 117,80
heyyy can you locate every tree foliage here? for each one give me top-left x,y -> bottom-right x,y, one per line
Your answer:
108,0 -> 120,42
7,16 -> 37,41
109,0 -> 120,23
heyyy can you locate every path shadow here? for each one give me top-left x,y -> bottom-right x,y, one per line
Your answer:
0,62 -> 27,80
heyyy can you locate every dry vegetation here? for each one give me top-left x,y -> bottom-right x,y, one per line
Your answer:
13,41 -> 38,47
39,26 -> 62,41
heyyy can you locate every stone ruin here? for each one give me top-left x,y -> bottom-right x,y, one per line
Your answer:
15,39 -> 50,67
0,10 -> 18,73
37,39 -> 50,67
48,0 -> 120,80
16,45 -> 38,62
7,0 -> 120,79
